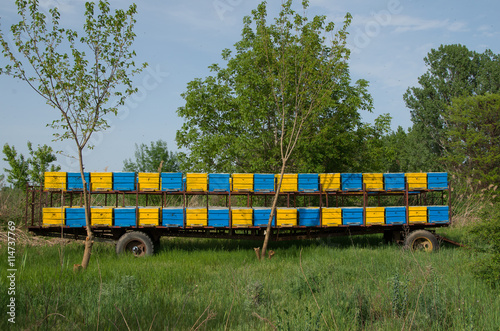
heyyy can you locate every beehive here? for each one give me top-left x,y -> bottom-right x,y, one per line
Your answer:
186,173 -> 208,192
298,174 -> 319,192
231,174 -> 254,192
65,207 -> 86,227
91,172 -> 112,191
43,207 -> 65,226
385,207 -> 406,225
276,208 -> 297,227
319,173 -> 341,191
321,208 -> 342,227
408,206 -> 427,224
67,172 -> 90,191
91,207 -> 113,226
363,173 -> 384,191
427,206 -> 449,223
384,173 -> 405,191
161,172 -> 183,191
297,207 -> 320,226
232,208 -> 253,227
342,207 -> 363,226
405,173 -> 427,190
276,173 -> 298,192
365,207 -> 385,225
427,173 -> 448,190
208,207 -> 230,227
138,173 -> 160,191
185,208 -> 207,227
253,207 -> 275,227
114,207 -> 136,227
138,207 -> 159,226
208,173 -> 230,192
162,207 -> 184,227
341,173 -> 363,191
44,172 -> 66,191
254,174 -> 275,192
113,172 -> 136,191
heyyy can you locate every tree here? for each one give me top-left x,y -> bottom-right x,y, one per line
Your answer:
0,0 -> 146,269
443,93 -> 500,186
2,142 -> 61,189
176,1 -> 371,175
403,44 -> 500,159
123,140 -> 180,173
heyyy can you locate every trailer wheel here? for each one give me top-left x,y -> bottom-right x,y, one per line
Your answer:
404,230 -> 439,252
116,231 -> 154,257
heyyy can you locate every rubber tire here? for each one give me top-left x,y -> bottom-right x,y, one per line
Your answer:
404,230 -> 439,252
116,231 -> 154,256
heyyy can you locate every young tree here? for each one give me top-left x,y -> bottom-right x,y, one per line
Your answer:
0,0 -> 146,269
123,140 -> 180,173
2,142 -> 60,189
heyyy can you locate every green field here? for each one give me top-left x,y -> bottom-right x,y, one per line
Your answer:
1,228 -> 499,330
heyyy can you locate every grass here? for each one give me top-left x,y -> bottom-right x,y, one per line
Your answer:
1,233 -> 499,330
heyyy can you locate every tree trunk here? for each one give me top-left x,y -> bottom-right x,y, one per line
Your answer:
78,148 -> 94,269
260,162 -> 286,259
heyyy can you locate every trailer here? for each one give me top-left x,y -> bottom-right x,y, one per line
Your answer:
26,172 -> 451,256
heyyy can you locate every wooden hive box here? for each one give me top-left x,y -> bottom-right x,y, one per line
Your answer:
231,208 -> 253,227
186,173 -> 208,192
319,173 -> 341,191
253,207 -> 275,227
44,172 -> 66,191
321,208 -> 342,227
91,172 -> 112,191
276,208 -> 297,227
161,172 -> 183,191
208,207 -> 230,227
363,173 -> 384,191
405,173 -> 427,190
43,207 -> 65,227
297,207 -> 320,226
138,173 -> 160,191
408,206 -> 427,224
231,173 -> 254,192
162,207 -> 184,227
365,207 -> 385,225
138,207 -> 160,226
276,174 -> 298,192
185,208 -> 207,227
91,207 -> 113,226
298,174 -> 319,192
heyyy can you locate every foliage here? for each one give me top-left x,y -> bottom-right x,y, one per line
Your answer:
123,140 -> 180,173
176,0 -> 372,173
404,44 -> 500,160
2,142 -> 60,189
443,93 -> 500,187
468,200 -> 500,287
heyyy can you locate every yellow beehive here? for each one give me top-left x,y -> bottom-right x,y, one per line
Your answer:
366,207 -> 385,225
321,207 -> 342,227
91,172 -> 113,191
43,207 -> 65,226
276,208 -> 297,227
231,174 -> 254,192
186,208 -> 208,227
44,172 -> 66,191
408,206 -> 427,224
91,207 -> 113,226
405,173 -> 427,190
276,174 -> 298,192
138,173 -> 160,191
186,173 -> 208,192
231,208 -> 253,227
363,173 -> 384,191
319,173 -> 341,191
138,207 -> 159,226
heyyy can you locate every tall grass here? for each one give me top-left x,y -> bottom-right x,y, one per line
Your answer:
1,235 -> 498,330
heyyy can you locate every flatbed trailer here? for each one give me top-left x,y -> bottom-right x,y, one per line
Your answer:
26,172 -> 452,256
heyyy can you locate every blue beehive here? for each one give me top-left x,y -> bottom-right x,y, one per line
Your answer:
162,207 -> 184,227
427,173 -> 448,190
67,172 -> 90,191
428,206 -> 449,223
208,174 -> 230,192
384,173 -> 405,191
161,172 -> 183,191
66,207 -> 86,227
115,207 -> 136,227
113,172 -> 136,191
254,174 -> 275,192
385,206 -> 406,225
298,174 -> 319,192
298,207 -> 320,226
342,207 -> 363,225
208,207 -> 230,227
253,207 -> 275,227
341,173 -> 363,191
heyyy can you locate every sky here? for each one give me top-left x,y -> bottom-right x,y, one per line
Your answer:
0,0 -> 499,177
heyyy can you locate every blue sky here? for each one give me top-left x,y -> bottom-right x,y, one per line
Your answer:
0,0 -> 499,177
